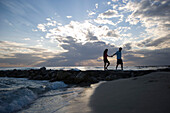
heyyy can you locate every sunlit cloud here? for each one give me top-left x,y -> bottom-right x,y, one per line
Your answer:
95,3 -> 98,9
107,2 -> 111,5
23,38 -> 31,41
66,16 -> 72,18
88,11 -> 96,16
94,18 -> 116,26
37,24 -> 47,32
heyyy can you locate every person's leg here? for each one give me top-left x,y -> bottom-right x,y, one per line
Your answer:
116,64 -> 118,70
120,59 -> 123,70
106,61 -> 110,69
104,62 -> 106,70
121,63 -> 123,70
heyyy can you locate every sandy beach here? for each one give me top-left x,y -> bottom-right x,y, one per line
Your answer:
52,71 -> 170,113
89,72 -> 170,113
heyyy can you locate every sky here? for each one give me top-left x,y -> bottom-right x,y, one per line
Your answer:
0,0 -> 170,67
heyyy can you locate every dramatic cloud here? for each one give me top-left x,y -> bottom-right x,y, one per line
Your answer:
0,41 -> 58,67
37,36 -> 117,66
34,20 -> 121,66
123,0 -> 170,38
124,48 -> 170,66
46,20 -> 119,44
137,35 -> 170,48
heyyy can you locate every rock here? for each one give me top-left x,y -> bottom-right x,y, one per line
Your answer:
70,68 -> 81,71
33,75 -> 43,80
57,71 -> 71,80
78,82 -> 91,87
131,72 -> 134,77
49,78 -> 57,82
40,67 -> 46,71
89,76 -> 99,83
39,67 -> 47,76
0,71 -> 6,77
51,73 -> 57,78
97,76 -> 104,81
105,75 -> 116,81
16,74 -> 27,78
75,72 -> 87,83
43,73 -> 50,80
28,72 -> 36,79
64,75 -> 76,84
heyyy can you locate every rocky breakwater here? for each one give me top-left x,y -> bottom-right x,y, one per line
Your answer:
0,67 -> 169,86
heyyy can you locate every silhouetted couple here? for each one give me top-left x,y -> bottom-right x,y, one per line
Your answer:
103,47 -> 123,71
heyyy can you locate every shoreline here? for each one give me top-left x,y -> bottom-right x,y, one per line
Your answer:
19,71 -> 170,113
1,68 -> 170,113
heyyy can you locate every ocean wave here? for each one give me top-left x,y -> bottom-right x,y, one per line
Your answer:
0,78 -> 68,113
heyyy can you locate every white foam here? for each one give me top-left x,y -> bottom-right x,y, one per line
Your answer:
0,78 -> 68,113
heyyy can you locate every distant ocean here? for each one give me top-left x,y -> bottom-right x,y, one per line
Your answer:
0,65 -> 169,113
0,65 -> 169,71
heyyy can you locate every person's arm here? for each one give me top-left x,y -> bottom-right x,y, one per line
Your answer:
107,54 -> 112,57
111,52 -> 117,57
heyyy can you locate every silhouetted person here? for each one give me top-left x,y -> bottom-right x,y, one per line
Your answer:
111,47 -> 123,70
103,49 -> 110,70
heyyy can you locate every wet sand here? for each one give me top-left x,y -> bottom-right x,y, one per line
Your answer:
89,72 -> 170,113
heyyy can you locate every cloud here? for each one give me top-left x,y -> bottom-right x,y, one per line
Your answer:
37,19 -> 57,32
112,0 -> 118,2
106,30 -> 119,37
23,38 -> 31,41
45,20 -> 119,44
66,16 -> 72,18
0,41 -> 59,67
107,2 -> 111,5
88,11 -> 96,16
98,9 -> 118,18
123,43 -> 132,50
0,53 -> 44,67
36,36 -> 117,66
123,0 -> 170,38
33,20 -> 121,66
94,18 -> 116,26
86,31 -> 98,40
137,34 -> 170,48
2,0 -> 169,67
123,48 -> 170,66
95,3 -> 98,9
37,24 -> 47,32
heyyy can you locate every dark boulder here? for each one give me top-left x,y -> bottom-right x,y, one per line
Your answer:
105,75 -> 117,81
33,75 -> 43,80
75,72 -> 87,83
40,67 -> 46,71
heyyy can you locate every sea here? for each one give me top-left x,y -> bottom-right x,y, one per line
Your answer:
0,66 -> 169,113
